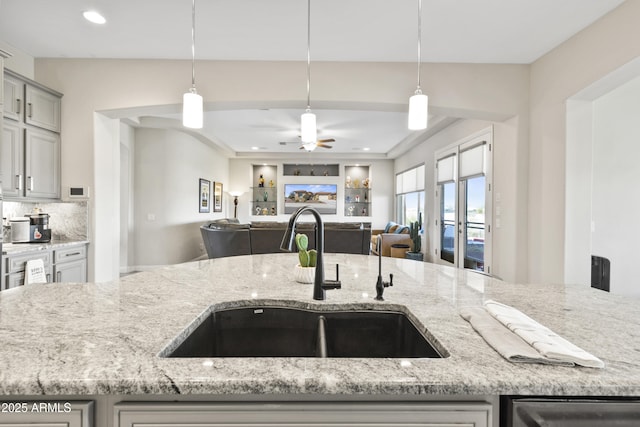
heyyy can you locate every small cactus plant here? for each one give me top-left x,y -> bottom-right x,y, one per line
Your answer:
409,212 -> 422,253
295,233 -> 317,267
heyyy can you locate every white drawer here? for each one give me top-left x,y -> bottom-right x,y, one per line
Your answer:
7,251 -> 52,274
54,245 -> 87,263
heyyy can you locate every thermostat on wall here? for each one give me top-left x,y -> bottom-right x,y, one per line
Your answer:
69,186 -> 89,198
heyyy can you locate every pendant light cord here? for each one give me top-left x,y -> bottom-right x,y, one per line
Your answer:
306,0 -> 311,110
416,0 -> 422,91
191,0 -> 196,90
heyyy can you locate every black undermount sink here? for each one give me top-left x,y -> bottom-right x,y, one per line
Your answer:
162,306 -> 445,358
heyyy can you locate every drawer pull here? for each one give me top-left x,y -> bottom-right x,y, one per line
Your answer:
64,252 -> 81,257
16,98 -> 21,115
27,102 -> 33,118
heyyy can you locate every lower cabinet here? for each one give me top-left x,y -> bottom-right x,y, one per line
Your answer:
3,250 -> 52,290
114,402 -> 492,427
1,243 -> 88,290
53,244 -> 87,283
0,401 -> 93,427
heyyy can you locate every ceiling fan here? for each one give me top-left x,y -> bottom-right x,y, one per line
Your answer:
279,138 -> 335,150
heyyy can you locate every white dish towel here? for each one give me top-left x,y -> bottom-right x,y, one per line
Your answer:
483,300 -> 604,368
461,300 -> 604,368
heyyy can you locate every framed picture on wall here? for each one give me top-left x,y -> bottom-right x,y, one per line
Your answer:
213,181 -> 223,212
199,178 -> 210,213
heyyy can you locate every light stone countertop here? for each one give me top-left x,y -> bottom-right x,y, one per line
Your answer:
2,240 -> 89,256
0,253 -> 638,396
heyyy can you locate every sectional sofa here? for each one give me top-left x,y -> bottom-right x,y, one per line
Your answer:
200,219 -> 372,259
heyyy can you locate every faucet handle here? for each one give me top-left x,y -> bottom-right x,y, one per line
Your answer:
322,264 -> 341,290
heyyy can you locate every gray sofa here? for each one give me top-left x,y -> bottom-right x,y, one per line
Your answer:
201,219 -> 372,259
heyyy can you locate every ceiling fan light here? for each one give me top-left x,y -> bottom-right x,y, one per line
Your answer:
183,89 -> 203,129
408,91 -> 428,130
300,110 -> 317,143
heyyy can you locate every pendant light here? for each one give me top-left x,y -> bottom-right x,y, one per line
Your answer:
183,0 -> 203,129
300,0 -> 317,151
408,0 -> 428,130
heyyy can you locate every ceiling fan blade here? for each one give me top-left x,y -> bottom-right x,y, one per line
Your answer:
318,138 -> 335,143
317,143 -> 333,149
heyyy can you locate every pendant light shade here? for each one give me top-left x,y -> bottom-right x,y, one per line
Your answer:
183,89 -> 203,129
301,109 -> 317,145
300,0 -> 317,148
408,90 -> 428,130
408,0 -> 428,130
183,0 -> 203,129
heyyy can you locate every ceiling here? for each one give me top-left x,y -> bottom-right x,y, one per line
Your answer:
0,0 -> 626,158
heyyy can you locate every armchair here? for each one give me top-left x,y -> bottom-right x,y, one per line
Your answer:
370,221 -> 412,257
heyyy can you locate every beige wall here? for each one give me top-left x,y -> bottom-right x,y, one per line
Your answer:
529,0 -> 640,284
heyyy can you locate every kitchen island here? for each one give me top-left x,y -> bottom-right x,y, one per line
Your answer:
0,253 -> 639,426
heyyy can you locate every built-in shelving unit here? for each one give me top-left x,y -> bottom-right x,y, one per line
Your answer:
344,165 -> 371,217
252,165 -> 277,216
283,163 -> 339,177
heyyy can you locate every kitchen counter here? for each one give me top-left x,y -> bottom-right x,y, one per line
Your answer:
2,239 -> 89,256
0,253 -> 638,397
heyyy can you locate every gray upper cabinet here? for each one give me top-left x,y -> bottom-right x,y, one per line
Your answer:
3,70 -> 61,131
1,119 -> 23,198
2,70 -> 62,200
25,127 -> 61,198
3,72 -> 22,121
25,83 -> 61,132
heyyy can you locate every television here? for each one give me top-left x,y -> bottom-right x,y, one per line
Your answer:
284,184 -> 338,214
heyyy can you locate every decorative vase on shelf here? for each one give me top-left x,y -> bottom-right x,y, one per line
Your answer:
263,191 -> 268,201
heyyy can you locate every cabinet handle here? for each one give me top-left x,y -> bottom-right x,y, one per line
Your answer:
28,176 -> 34,191
27,102 -> 33,118
16,174 -> 22,191
64,252 -> 81,257
16,98 -> 21,115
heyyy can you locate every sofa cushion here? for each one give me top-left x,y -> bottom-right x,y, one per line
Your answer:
394,226 -> 409,234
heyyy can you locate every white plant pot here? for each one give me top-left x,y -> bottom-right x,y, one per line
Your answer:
294,264 -> 315,284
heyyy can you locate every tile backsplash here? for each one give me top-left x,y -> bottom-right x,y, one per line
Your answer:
3,201 -> 89,242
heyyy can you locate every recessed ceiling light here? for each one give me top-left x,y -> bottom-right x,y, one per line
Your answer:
363,147 -> 371,151
83,10 -> 106,24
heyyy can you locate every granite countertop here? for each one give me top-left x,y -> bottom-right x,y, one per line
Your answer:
2,240 -> 89,256
0,253 -> 638,396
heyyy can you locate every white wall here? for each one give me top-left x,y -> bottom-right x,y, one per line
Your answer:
132,128 -> 229,269
120,123 -> 136,274
590,75 -> 640,296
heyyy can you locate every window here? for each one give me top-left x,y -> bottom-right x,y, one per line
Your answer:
396,164 -> 425,226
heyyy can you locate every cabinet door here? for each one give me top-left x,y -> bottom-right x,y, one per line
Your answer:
1,119 -> 25,197
0,401 -> 93,427
55,259 -> 87,283
25,84 -> 61,132
25,127 -> 60,199
3,73 -> 23,122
